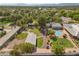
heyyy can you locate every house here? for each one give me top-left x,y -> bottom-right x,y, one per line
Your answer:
61,16 -> 72,23
0,26 -> 21,49
51,23 -> 62,30
63,24 -> 79,39
25,32 -> 36,46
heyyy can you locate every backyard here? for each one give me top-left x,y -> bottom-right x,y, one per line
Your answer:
16,32 -> 28,40
29,28 -> 42,36
51,37 -> 74,48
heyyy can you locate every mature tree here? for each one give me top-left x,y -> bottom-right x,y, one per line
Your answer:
10,43 -> 36,56
47,28 -> 55,35
10,49 -> 20,56
38,16 -> 46,28
52,16 -> 62,23
73,14 -> 79,21
18,43 -> 36,53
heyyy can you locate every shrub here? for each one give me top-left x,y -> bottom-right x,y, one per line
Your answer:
29,28 -> 41,36
47,28 -> 55,35
10,49 -> 20,56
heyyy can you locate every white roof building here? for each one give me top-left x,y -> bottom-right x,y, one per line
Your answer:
25,32 -> 36,45
61,16 -> 72,23
64,24 -> 79,38
72,24 -> 79,36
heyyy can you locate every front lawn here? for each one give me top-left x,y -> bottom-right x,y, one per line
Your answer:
51,38 -> 74,48
37,37 -> 43,48
16,33 -> 28,40
0,21 -> 11,25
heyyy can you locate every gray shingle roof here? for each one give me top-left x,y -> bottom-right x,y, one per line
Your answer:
25,32 -> 36,45
52,23 -> 62,28
63,24 -> 77,36
0,26 -> 21,47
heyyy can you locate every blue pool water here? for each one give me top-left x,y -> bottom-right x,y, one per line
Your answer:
55,30 -> 62,36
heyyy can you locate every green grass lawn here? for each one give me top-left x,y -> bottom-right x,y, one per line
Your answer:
37,37 -> 43,48
16,33 -> 28,40
51,38 -> 74,48
0,21 -> 11,25
29,28 -> 41,36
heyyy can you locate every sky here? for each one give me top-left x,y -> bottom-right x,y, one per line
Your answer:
0,0 -> 79,4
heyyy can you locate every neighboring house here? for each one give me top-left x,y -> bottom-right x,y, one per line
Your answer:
61,16 -> 72,23
0,26 -> 21,49
46,22 -> 62,30
63,24 -> 79,39
51,23 -> 62,30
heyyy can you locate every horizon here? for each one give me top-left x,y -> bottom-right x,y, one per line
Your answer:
0,3 -> 79,5
0,0 -> 79,4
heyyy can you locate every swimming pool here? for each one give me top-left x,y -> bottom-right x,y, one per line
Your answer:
55,30 -> 62,36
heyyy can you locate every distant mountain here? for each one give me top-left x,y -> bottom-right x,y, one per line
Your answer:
0,3 -> 79,7
0,3 -> 27,6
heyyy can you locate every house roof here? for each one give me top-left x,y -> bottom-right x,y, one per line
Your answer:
61,16 -> 71,21
61,16 -> 71,23
0,26 -> 21,48
25,32 -> 36,45
63,24 -> 79,36
51,23 -> 62,28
